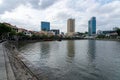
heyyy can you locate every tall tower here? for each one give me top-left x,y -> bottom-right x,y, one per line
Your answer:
67,19 -> 75,33
41,21 -> 50,31
88,17 -> 96,36
88,20 -> 91,36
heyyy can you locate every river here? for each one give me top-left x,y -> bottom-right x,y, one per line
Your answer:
18,40 -> 120,80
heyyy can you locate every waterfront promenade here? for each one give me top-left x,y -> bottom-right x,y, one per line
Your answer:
0,42 -> 15,80
0,41 -> 39,80
0,43 -> 7,80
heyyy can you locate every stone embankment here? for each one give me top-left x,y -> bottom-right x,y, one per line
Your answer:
2,42 -> 39,80
0,42 -> 8,80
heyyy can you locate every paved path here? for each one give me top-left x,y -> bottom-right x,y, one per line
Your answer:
0,43 -> 7,80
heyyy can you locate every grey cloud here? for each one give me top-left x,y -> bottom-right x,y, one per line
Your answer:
97,1 -> 120,14
0,0 -> 21,14
56,12 -> 71,20
0,0 -> 40,14
96,0 -> 113,4
0,0 -> 58,14
67,0 -> 86,12
39,0 -> 58,9
4,18 -> 39,31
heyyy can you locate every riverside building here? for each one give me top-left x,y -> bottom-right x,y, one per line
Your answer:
41,21 -> 50,31
88,17 -> 96,36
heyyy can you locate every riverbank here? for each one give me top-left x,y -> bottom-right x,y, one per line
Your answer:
0,42 -> 7,80
3,42 -> 39,80
94,38 -> 120,41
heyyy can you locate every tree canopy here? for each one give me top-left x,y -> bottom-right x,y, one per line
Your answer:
116,28 -> 120,36
0,23 -> 12,36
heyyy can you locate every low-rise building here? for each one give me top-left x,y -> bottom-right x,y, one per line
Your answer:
50,29 -> 60,35
65,32 -> 76,37
39,31 -> 54,37
97,30 -> 118,38
18,28 -> 32,37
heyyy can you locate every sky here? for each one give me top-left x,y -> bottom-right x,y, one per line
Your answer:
0,0 -> 120,33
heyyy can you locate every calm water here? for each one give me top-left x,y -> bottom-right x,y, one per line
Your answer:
18,40 -> 120,80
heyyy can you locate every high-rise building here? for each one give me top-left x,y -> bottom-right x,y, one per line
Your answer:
88,17 -> 96,36
50,29 -> 60,35
67,19 -> 75,33
41,21 -> 50,31
88,20 -> 91,36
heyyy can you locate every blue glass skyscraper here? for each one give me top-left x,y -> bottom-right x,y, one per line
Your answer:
88,17 -> 96,36
41,21 -> 50,31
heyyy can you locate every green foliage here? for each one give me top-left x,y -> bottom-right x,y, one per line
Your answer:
17,32 -> 25,36
97,35 -> 106,39
0,23 -> 14,39
76,32 -> 84,36
41,35 -> 48,39
116,28 -> 120,36
0,23 -> 12,36
31,34 -> 40,40
9,30 -> 16,37
85,32 -> 88,34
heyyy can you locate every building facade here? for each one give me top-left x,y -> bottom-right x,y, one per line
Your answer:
67,19 -> 75,33
41,21 -> 50,31
50,29 -> 60,35
88,17 -> 96,36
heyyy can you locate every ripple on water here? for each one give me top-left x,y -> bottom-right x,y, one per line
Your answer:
19,40 -> 120,80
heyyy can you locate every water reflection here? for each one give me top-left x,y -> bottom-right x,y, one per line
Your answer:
40,42 -> 50,59
18,40 -> 120,80
67,41 -> 75,61
87,40 -> 96,62
87,40 -> 98,76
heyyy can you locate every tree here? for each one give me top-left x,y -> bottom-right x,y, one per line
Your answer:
0,23 -> 12,39
17,32 -> 25,36
31,34 -> 40,40
96,35 -> 106,39
116,28 -> 120,36
85,32 -> 88,34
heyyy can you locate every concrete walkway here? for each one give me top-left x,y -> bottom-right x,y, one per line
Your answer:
0,43 -> 7,80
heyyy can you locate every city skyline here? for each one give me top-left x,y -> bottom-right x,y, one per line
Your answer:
0,0 -> 120,32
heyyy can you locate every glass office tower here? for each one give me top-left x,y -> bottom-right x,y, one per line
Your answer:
41,21 -> 50,31
88,17 -> 96,36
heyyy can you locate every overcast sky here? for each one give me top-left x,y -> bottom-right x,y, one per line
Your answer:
0,0 -> 120,33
